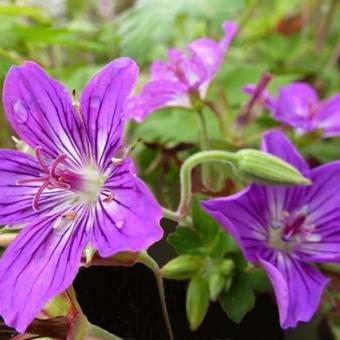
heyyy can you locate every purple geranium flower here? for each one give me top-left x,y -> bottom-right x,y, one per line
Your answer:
0,59 -> 163,332
125,21 -> 238,122
243,82 -> 340,137
202,130 -> 340,328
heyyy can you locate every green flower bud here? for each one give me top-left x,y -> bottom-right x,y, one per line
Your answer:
235,149 -> 311,186
218,259 -> 235,276
186,275 -> 210,330
161,255 -> 203,280
208,271 -> 226,301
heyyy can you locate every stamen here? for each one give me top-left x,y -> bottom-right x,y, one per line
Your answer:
35,146 -> 49,173
49,177 -> 71,190
103,192 -> 115,203
32,182 -> 50,211
112,157 -> 124,165
50,154 -> 68,177
62,210 -> 76,220
16,176 -> 49,185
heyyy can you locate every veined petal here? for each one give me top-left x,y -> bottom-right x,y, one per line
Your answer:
3,61 -> 89,168
80,58 -> 138,170
90,159 -> 163,257
261,130 -> 310,174
201,186 -> 269,261
0,205 -> 91,332
188,21 -> 238,95
0,149 -> 73,224
296,161 -> 340,262
202,181 -> 308,261
313,94 -> 340,137
259,255 -> 329,328
125,80 -> 190,122
274,83 -> 319,132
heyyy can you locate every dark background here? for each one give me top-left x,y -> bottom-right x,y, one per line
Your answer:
74,219 -> 283,340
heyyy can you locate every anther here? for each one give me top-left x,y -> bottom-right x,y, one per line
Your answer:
103,192 -> 115,203
62,210 -> 76,220
112,157 -> 124,165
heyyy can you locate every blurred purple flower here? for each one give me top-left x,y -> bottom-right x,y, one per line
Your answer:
202,130 -> 340,328
0,59 -> 163,332
126,21 -> 238,122
243,82 -> 340,137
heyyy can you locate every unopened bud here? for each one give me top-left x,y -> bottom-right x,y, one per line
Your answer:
218,259 -> 235,276
235,149 -> 311,186
161,255 -> 203,280
186,275 -> 209,330
208,271 -> 226,301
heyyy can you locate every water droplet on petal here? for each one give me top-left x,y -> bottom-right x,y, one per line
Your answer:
304,234 -> 321,242
116,220 -> 125,230
90,96 -> 101,108
13,100 -> 28,123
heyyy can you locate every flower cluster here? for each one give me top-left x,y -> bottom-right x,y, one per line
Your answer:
125,21 -> 238,122
243,82 -> 340,137
0,16 -> 340,338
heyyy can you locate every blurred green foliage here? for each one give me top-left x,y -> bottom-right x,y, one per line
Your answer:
0,0 -> 339,194
0,0 -> 339,334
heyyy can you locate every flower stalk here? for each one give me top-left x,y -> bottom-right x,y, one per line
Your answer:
165,149 -> 310,221
138,251 -> 174,340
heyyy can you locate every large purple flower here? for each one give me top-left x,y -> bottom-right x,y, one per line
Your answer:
125,21 -> 238,122
0,59 -> 163,332
202,130 -> 340,328
243,82 -> 340,137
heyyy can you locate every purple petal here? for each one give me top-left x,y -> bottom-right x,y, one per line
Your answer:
274,82 -> 319,132
80,58 -> 138,170
242,84 -> 276,111
0,206 -> 90,332
261,130 -> 310,173
201,182 -> 307,261
125,79 -> 190,123
0,149 -> 72,225
313,94 -> 340,137
90,159 -> 163,257
188,21 -> 238,95
3,61 -> 89,167
220,21 -> 239,51
296,161 -> 340,262
259,255 -> 329,328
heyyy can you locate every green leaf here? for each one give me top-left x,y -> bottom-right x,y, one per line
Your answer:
246,269 -> 271,293
168,195 -> 238,258
186,275 -> 210,330
167,227 -> 205,256
219,273 -> 255,323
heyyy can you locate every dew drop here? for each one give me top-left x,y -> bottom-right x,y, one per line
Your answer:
304,234 -> 321,243
90,96 -> 101,108
116,220 -> 125,230
13,100 -> 28,123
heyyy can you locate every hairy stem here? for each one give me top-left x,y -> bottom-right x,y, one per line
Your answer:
177,150 -> 237,218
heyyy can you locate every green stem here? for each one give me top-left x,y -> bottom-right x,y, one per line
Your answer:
197,109 -> 208,150
87,323 -> 123,340
320,263 -> 340,275
138,252 -> 175,340
177,150 -> 237,217
162,207 -> 180,222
